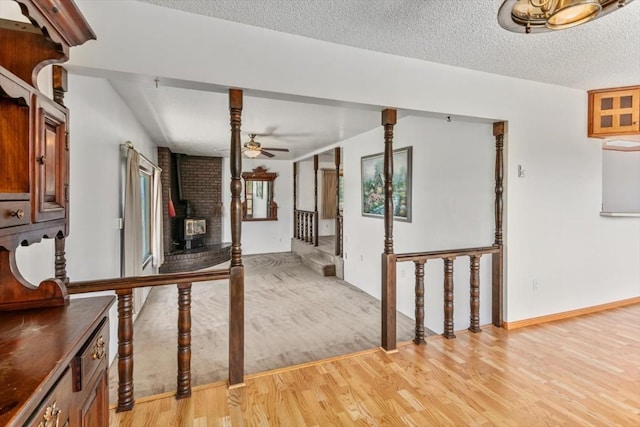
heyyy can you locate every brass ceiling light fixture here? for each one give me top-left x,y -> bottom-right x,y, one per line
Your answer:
498,0 -> 635,33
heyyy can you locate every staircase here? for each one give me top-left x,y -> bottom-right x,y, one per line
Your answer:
291,237 -> 343,278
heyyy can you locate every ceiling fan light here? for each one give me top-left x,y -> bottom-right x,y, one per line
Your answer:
244,149 -> 261,158
546,0 -> 601,29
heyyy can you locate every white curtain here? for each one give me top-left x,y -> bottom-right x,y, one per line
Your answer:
151,168 -> 164,267
123,148 -> 142,277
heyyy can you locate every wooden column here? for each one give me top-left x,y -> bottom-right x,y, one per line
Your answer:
313,155 -> 319,247
52,65 -> 67,106
381,108 -> 397,351
414,260 -> 426,345
335,147 -> 341,256
443,258 -> 456,339
176,283 -> 192,399
293,162 -> 298,238
53,66 -> 69,285
54,237 -> 68,284
116,289 -> 134,412
228,89 -> 245,387
492,122 -> 505,327
469,255 -> 481,333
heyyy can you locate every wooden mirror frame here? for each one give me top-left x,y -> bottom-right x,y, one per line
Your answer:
242,166 -> 278,221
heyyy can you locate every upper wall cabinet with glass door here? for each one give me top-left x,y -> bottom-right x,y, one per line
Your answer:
0,0 -> 95,250
588,86 -> 640,139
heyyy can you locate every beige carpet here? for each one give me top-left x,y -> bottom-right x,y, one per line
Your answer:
108,252 -> 419,402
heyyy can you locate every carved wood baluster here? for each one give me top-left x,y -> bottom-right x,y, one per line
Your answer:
313,155 -> 319,246
54,237 -> 68,284
443,258 -> 456,339
228,88 -> 245,386
306,212 -> 311,243
335,147 -> 341,256
116,288 -> 134,412
381,108 -> 397,351
176,282 -> 192,399
469,255 -> 481,333
293,163 -> 298,239
414,260 -> 426,345
492,122 -> 505,327
52,65 -> 67,106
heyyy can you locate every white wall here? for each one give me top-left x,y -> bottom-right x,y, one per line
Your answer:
222,158 -> 293,255
342,116 -> 495,332
16,74 -> 159,363
602,150 -> 640,213
67,0 -> 639,323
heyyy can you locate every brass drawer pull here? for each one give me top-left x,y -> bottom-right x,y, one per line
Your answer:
10,209 -> 25,219
92,336 -> 105,360
38,401 -> 60,427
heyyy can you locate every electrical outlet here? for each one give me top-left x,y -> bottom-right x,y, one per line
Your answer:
532,279 -> 538,292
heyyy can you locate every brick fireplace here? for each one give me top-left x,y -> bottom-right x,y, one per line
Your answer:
157,147 -> 230,273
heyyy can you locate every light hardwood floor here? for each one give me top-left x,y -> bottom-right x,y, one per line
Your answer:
110,304 -> 640,426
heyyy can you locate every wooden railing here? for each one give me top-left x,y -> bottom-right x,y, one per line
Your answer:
294,209 -> 317,245
66,268 -> 234,412
396,245 -> 500,344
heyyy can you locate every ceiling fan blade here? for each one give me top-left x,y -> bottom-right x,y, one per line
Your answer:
261,150 -> 276,158
261,147 -> 289,152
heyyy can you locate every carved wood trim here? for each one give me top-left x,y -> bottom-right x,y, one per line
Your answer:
229,89 -> 243,267
443,257 -> 456,339
469,255 -> 481,333
116,289 -> 134,412
176,283 -> 192,399
413,260 -> 426,345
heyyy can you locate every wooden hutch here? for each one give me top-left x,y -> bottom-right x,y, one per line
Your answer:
0,1 -> 113,426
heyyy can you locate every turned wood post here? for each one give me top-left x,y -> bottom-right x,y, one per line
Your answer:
116,289 -> 134,412
381,108 -> 397,351
414,260 -> 426,345
293,163 -> 298,238
176,283 -> 192,399
54,237 -> 68,284
335,147 -> 341,256
492,122 -> 505,327
443,258 -> 456,339
228,89 -> 245,386
313,155 -> 319,246
52,65 -> 67,106
53,66 -> 69,285
469,255 -> 481,333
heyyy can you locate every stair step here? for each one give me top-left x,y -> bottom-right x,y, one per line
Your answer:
301,252 -> 336,277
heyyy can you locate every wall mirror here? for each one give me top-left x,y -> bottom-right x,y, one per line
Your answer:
242,166 -> 278,221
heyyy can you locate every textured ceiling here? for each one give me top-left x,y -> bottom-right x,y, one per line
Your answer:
138,0 -> 640,90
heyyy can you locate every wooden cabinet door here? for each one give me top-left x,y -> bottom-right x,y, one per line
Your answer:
589,87 -> 640,137
78,371 -> 108,427
33,95 -> 68,223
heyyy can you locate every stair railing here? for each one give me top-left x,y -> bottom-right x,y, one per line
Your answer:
66,268 -> 234,412
395,245 -> 500,344
294,209 -> 316,245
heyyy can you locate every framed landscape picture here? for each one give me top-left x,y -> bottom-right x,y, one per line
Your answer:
361,146 -> 412,222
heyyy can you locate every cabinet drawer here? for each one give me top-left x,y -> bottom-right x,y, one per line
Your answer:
0,201 -> 31,227
72,318 -> 109,393
26,368 -> 73,427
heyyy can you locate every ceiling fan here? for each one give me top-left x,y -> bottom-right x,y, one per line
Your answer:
243,133 -> 289,158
